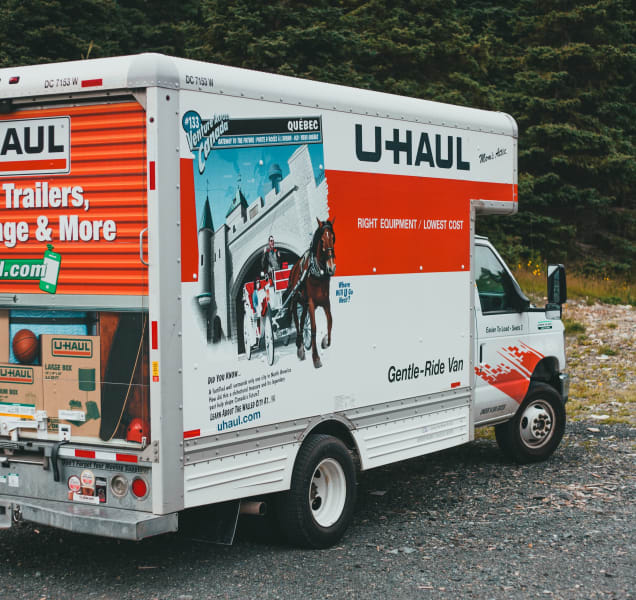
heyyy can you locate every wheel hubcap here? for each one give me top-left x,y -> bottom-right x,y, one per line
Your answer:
309,458 -> 346,528
520,400 -> 554,448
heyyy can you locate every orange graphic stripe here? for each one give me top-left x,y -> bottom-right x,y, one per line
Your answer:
0,159 -> 67,172
180,159 -> 198,283
0,102 -> 148,296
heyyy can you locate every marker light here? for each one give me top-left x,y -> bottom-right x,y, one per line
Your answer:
9,76 -> 19,84
131,476 -> 148,500
81,78 -> 103,88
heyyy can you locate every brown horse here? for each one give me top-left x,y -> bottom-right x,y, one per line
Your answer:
288,218 -> 336,368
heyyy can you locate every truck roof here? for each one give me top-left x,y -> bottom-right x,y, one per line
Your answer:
0,53 -> 517,137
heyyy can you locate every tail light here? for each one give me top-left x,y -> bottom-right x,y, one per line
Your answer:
131,476 -> 148,500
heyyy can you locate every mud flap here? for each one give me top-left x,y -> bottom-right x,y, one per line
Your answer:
179,500 -> 240,545
0,502 -> 12,529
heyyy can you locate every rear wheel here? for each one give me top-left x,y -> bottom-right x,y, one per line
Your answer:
276,434 -> 356,548
495,383 -> 566,463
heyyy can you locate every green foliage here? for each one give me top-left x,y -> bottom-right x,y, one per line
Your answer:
0,0 -> 633,276
563,318 -> 586,335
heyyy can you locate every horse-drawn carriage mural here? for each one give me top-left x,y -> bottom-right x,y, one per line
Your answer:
187,106 -> 339,371
242,219 -> 337,369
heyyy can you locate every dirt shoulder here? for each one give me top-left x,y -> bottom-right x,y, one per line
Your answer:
562,300 -> 635,425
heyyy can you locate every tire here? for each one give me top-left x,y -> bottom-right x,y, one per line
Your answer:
495,382 -> 566,463
296,304 -> 312,351
302,310 -> 312,350
275,434 -> 357,548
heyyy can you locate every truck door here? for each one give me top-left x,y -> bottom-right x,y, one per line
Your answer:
0,98 -> 150,443
473,243 -> 528,424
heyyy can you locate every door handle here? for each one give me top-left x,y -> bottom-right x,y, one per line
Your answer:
139,228 -> 148,266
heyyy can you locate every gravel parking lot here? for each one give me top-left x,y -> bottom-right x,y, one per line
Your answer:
0,420 -> 633,600
1,301 -> 633,599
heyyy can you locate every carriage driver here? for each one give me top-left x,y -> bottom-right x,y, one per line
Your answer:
261,235 -> 281,282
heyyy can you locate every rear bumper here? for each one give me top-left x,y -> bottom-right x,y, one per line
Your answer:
0,495 -> 177,540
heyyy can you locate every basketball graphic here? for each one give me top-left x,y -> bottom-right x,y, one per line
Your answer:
12,329 -> 39,364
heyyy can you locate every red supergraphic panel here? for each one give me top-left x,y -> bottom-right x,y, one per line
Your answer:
326,170 -> 516,277
475,342 -> 545,403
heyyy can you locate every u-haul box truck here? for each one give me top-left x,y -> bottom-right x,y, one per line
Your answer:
0,54 -> 568,547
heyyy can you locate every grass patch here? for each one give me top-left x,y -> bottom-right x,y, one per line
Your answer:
474,427 -> 496,441
598,345 -> 618,356
513,267 -> 635,304
567,382 -> 636,424
513,267 -> 549,297
566,272 -> 634,304
563,318 -> 586,335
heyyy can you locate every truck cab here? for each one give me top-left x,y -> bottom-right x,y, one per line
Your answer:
473,235 -> 568,462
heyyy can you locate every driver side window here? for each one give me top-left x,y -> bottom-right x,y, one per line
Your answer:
475,245 -> 518,313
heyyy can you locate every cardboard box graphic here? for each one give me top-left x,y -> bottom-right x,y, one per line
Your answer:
41,335 -> 101,438
0,364 -> 43,420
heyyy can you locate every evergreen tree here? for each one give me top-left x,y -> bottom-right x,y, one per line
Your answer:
0,0 -> 632,275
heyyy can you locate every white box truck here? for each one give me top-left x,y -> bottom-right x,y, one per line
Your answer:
0,54 -> 568,547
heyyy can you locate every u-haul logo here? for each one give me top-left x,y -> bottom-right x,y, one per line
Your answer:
0,117 -> 70,176
51,338 -> 92,358
0,365 -> 34,384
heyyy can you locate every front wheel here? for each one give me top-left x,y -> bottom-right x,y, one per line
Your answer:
275,434 -> 357,548
495,382 -> 566,463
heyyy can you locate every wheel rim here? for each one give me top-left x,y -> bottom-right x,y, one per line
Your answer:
309,458 -> 347,528
303,315 -> 311,350
265,315 -> 274,365
519,399 -> 555,448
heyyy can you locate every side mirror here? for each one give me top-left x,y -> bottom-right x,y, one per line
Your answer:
547,264 -> 567,305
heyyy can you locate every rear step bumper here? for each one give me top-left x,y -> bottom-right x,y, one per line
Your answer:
0,495 -> 177,540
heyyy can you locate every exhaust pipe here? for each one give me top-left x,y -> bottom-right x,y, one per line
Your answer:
239,500 -> 267,516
